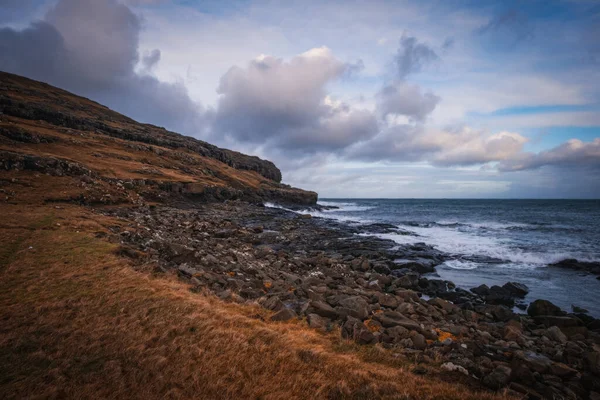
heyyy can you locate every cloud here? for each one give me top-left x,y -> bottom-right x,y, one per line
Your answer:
498,138 -> 600,171
212,47 -> 378,153
0,0 -> 41,23
377,82 -> 440,122
0,0 -> 206,135
476,7 -> 534,45
394,34 -> 439,79
346,124 -> 529,167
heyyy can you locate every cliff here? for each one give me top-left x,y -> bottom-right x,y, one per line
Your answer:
0,71 -> 317,205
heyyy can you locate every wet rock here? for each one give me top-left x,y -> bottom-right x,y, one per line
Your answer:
502,281 -> 529,297
470,284 -> 490,296
527,299 -> 565,317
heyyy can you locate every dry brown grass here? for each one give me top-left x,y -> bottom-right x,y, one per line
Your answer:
0,200 -> 516,400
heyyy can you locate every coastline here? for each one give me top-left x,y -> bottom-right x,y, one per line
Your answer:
112,200 -> 600,399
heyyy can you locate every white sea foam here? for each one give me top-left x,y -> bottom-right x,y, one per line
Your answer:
318,201 -> 375,212
264,202 -> 372,223
362,224 -> 578,268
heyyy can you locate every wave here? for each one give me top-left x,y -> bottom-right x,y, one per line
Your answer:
264,202 -> 372,223
362,226 -> 588,267
318,201 -> 375,212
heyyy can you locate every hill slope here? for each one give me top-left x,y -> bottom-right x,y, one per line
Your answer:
0,71 -> 316,205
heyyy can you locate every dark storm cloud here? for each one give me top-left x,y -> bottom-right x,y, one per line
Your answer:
0,0 -> 206,135
212,48 -> 378,154
394,34 -> 439,80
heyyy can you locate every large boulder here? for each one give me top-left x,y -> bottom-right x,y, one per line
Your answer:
337,296 -> 370,320
502,281 -> 529,297
527,299 -> 565,317
308,301 -> 339,319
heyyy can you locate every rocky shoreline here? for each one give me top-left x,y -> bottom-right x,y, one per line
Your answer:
107,200 -> 600,399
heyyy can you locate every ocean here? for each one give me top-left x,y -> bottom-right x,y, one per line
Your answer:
297,199 -> 600,317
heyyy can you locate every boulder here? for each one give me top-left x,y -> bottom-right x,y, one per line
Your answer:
308,301 -> 339,319
502,281 -> 529,297
374,293 -> 400,309
410,332 -> 427,350
544,326 -> 568,344
374,311 -> 421,331
470,284 -> 490,296
527,299 -> 565,317
483,365 -> 512,390
337,296 -> 370,320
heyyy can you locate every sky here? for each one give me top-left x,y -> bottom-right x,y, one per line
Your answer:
1,0 -> 599,198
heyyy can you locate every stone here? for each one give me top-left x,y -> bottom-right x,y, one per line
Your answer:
271,308 -> 297,321
307,313 -> 331,332
341,317 -> 376,345
308,301 -> 338,319
534,315 -> 582,328
337,296 -> 370,320
411,333 -> 427,350
441,362 -> 469,375
527,299 -> 565,317
544,326 -> 568,344
517,351 -> 552,373
470,284 -> 490,296
549,362 -> 578,377
586,352 -> 600,376
483,365 -> 512,390
374,311 -> 421,331
375,293 -> 399,309
428,297 -> 458,313
502,281 -> 529,297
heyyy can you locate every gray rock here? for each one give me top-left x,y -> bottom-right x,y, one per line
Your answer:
545,326 -> 568,344
410,333 -> 427,350
483,365 -> 512,390
527,299 -> 565,317
337,296 -> 369,320
502,281 -> 529,297
308,300 -> 338,319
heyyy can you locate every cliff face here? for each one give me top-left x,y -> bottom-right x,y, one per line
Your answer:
0,71 -> 317,205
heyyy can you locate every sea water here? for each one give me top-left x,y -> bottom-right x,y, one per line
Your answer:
285,199 -> 600,317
